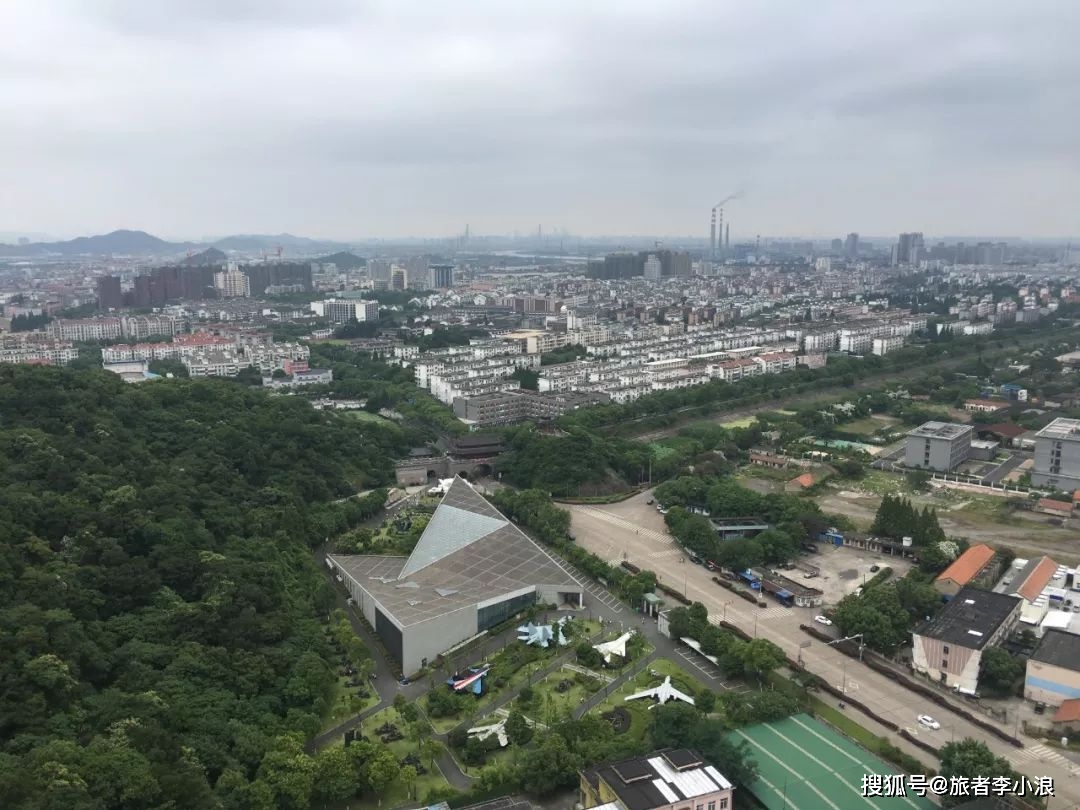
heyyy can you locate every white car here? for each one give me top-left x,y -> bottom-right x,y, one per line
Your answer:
918,715 -> 941,730
814,615 -> 832,626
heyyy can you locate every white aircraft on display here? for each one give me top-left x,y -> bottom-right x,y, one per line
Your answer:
427,478 -> 457,496
466,718 -> 509,747
593,631 -> 634,663
624,676 -> 696,708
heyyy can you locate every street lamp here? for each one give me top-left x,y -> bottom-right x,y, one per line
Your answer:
722,600 -> 734,621
753,614 -> 760,638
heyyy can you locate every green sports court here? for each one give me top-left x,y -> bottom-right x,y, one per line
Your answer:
729,714 -> 937,810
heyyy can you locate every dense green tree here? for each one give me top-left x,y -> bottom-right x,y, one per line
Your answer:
0,366 -> 403,809
937,740 -> 1023,809
505,711 -> 532,746
696,688 -> 717,715
833,583 -> 914,653
311,746 -> 360,804
740,638 -> 786,681
363,748 -> 399,804
979,647 -> 1025,697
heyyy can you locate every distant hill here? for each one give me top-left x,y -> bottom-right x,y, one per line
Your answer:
0,229 -> 195,257
183,247 -> 227,266
0,229 -> 358,259
211,233 -> 350,252
315,251 -> 366,269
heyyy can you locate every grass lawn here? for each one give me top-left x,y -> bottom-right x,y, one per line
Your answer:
718,416 -> 757,429
348,708 -> 451,808
588,658 -> 700,742
843,416 -> 899,436
319,674 -> 380,735
521,668 -> 605,724
343,410 -> 392,423
738,465 -> 796,483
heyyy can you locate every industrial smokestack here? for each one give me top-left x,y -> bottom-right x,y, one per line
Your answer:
725,223 -> 730,249
717,208 -> 724,258
709,208 -> 717,257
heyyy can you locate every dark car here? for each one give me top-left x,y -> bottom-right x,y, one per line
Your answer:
870,564 -> 880,573
802,543 -> 819,553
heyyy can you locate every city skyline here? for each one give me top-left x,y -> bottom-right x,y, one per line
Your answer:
2,1 -> 1079,239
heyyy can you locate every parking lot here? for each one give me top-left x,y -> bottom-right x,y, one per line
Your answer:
799,543 -> 916,603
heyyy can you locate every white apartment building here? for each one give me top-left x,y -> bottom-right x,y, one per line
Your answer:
314,299 -> 379,324
872,336 -> 906,356
213,270 -> 251,299
644,255 -> 662,281
121,315 -> 180,339
48,318 -> 122,342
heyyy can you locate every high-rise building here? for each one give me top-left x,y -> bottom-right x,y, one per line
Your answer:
586,253 -> 643,280
391,267 -> 408,291
317,299 -> 379,324
673,251 -> 692,277
429,264 -> 455,289
830,238 -> 843,253
214,269 -> 251,298
643,255 -> 661,281
844,233 -> 859,258
368,259 -> 392,284
895,232 -> 924,266
96,275 -> 123,310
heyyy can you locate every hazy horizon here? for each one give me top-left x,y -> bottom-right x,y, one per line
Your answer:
3,1 -> 1078,240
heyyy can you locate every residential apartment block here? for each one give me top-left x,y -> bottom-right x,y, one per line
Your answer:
1032,418 -> 1080,491
904,421 -> 973,472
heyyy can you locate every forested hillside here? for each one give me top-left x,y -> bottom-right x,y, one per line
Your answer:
0,366 -> 404,809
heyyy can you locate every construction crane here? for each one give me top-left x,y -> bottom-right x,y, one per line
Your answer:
275,245 -> 284,259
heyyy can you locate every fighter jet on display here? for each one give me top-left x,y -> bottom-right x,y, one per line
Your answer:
593,631 -> 634,663
467,718 -> 509,747
447,666 -> 489,693
624,675 -> 696,708
516,616 -> 570,648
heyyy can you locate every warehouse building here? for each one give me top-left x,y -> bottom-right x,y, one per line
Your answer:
328,477 -> 584,674
1025,630 -> 1080,707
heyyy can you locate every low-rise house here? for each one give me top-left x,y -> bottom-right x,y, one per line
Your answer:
934,544 -> 997,598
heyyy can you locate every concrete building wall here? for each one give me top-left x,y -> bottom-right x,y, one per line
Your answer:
402,605 -> 478,675
912,634 -> 982,692
905,431 -> 971,471
1032,434 -> 1080,490
1025,660 -> 1080,706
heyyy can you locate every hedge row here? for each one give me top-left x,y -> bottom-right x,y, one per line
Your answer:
620,561 -> 641,575
713,576 -> 763,607
656,582 -> 691,605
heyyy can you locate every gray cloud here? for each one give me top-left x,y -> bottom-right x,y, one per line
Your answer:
1,0 -> 1078,240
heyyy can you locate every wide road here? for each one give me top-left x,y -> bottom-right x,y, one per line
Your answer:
568,491 -> 1080,804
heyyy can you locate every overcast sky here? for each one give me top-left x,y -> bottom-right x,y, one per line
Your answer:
2,0 -> 1078,241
